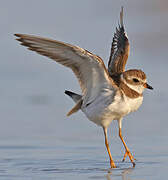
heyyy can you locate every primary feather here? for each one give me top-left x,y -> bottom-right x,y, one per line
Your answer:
15,34 -> 115,105
108,7 -> 130,76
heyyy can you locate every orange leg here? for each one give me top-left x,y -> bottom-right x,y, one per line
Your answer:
119,128 -> 135,167
122,150 -> 136,162
103,127 -> 116,168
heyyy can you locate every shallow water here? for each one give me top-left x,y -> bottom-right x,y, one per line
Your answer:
0,0 -> 168,179
0,135 -> 168,180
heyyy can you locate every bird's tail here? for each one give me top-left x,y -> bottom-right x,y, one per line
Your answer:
65,90 -> 82,103
64,90 -> 83,116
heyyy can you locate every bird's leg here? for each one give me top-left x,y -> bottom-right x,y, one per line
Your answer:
103,127 -> 116,168
122,150 -> 136,162
122,150 -> 128,162
119,127 -> 135,167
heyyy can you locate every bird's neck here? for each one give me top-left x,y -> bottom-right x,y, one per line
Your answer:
119,80 -> 142,98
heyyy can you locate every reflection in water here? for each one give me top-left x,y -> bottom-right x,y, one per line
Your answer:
106,168 -> 134,180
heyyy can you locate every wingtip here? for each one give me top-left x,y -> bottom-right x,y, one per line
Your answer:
14,33 -> 32,39
120,6 -> 124,27
14,33 -> 21,37
14,34 -> 24,42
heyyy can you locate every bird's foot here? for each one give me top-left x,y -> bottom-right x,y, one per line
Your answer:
122,150 -> 136,167
110,160 -> 117,168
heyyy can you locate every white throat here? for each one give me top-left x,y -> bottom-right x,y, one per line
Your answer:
126,83 -> 144,94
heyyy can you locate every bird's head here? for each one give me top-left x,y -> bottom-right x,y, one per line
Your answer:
121,69 -> 153,94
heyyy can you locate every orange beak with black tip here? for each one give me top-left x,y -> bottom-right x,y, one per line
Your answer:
144,83 -> 153,90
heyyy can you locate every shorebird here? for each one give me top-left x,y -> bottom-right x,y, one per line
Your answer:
15,7 -> 153,168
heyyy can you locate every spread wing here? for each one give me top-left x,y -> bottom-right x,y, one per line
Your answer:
15,34 -> 116,104
108,7 -> 130,76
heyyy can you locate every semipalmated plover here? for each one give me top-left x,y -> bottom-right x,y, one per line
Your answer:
15,7 -> 153,168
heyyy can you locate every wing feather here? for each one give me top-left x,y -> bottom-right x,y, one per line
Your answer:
15,34 -> 116,104
108,7 -> 130,76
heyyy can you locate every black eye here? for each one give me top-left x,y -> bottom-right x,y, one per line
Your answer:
133,78 -> 139,83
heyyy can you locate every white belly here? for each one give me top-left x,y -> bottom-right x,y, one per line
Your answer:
125,95 -> 143,113
82,91 -> 143,128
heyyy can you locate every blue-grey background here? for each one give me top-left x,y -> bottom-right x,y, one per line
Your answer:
0,0 -> 167,179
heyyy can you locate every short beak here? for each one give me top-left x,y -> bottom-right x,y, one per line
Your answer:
144,83 -> 153,90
